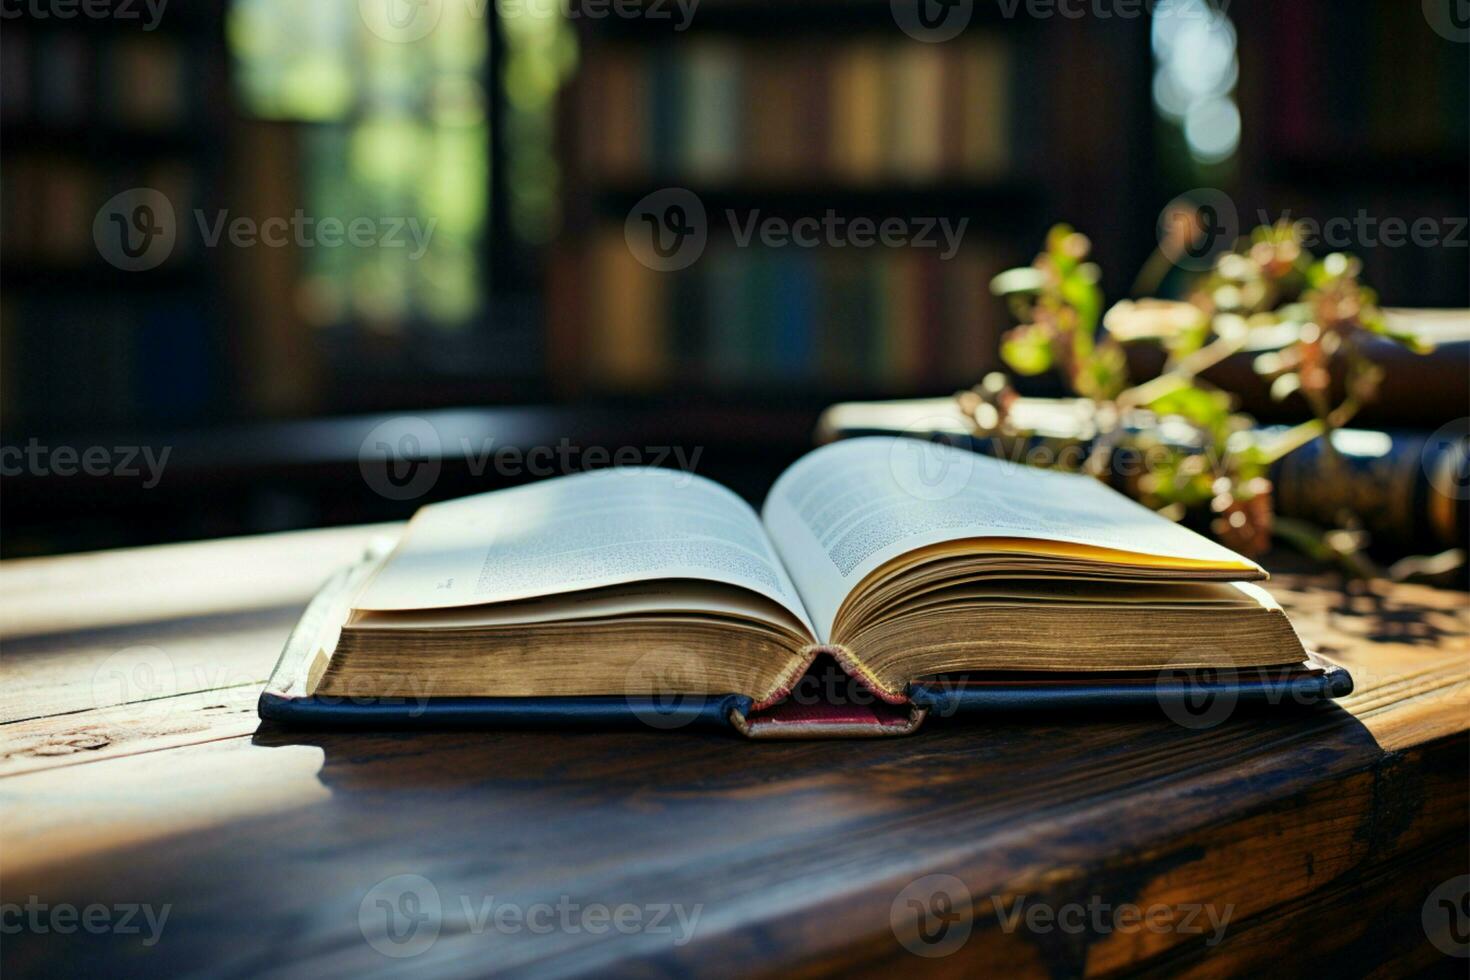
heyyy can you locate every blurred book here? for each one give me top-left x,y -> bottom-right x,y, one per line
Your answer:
553,11 -> 1164,402
573,38 -> 1012,185
1,17 -> 221,432
1125,309 -> 1470,429
550,229 -> 1007,394
816,393 -> 1469,555
1248,0 -> 1467,160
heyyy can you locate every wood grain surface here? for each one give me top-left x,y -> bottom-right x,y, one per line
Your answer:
2,527 -> 1467,978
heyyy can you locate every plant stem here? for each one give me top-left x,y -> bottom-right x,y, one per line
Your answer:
1116,332 -> 1247,409
1130,246 -> 1176,298
1253,418 -> 1325,464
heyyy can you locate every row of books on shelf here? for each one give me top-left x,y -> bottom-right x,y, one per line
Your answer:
1251,0 -> 1468,162
2,154 -> 198,266
573,37 -> 1014,186
0,28 -> 202,130
1260,189 -> 1470,311
0,294 -> 216,429
547,228 -> 1010,392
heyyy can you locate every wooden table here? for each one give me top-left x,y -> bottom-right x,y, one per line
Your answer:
3,526 -> 1467,977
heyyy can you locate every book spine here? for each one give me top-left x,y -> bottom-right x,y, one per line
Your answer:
772,248 -> 815,379
1269,427 -> 1467,553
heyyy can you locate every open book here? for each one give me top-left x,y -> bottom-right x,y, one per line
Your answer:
260,437 -> 1350,737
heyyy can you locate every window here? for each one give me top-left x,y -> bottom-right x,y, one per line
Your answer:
227,0 -> 490,334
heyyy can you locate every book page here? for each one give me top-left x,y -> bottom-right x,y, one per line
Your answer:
349,580 -> 811,638
761,437 -> 1261,640
353,468 -> 816,637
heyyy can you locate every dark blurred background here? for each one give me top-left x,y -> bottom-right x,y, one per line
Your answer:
2,0 -> 1467,556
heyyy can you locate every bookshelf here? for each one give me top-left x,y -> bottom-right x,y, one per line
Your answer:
1233,0 -> 1469,309
547,4 -> 1157,403
0,3 -> 231,435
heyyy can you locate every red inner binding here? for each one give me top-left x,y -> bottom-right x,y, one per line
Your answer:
745,654 -> 913,729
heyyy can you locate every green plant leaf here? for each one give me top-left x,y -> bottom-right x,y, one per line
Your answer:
1001,326 -> 1054,375
1078,340 -> 1127,400
1061,274 -> 1102,333
1147,386 -> 1233,435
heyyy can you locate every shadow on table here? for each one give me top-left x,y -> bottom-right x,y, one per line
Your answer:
249,695 -> 1387,798
4,701 -> 1408,979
